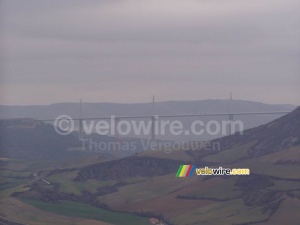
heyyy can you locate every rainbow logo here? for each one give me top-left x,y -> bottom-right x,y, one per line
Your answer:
176,165 -> 195,177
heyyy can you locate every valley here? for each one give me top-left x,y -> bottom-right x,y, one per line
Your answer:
0,107 -> 299,225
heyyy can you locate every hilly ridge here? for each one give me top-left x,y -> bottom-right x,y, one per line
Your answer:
1,106 -> 299,225
187,106 -> 300,163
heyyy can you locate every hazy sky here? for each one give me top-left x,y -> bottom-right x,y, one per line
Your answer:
1,0 -> 299,105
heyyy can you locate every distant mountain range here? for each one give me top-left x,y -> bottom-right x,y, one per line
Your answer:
0,100 -> 296,141
0,99 -> 295,119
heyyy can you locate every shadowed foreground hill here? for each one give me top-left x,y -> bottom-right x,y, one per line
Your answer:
0,119 -> 141,161
0,119 -> 82,161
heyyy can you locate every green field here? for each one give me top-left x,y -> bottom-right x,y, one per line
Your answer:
172,199 -> 268,225
181,177 -> 241,200
23,200 -> 151,225
99,173 -> 197,206
47,171 -> 149,195
202,142 -> 255,164
47,170 -> 111,195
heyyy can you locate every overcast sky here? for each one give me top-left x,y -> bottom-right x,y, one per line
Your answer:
0,0 -> 299,105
